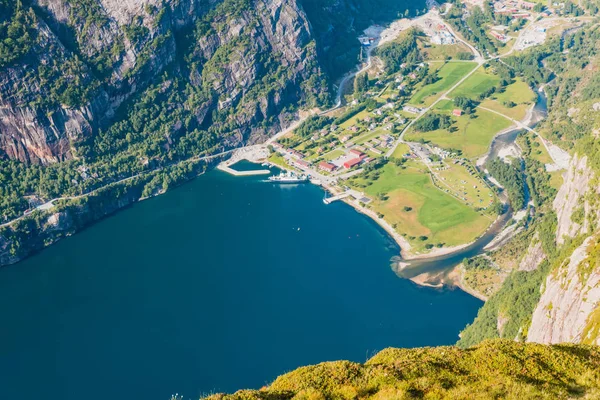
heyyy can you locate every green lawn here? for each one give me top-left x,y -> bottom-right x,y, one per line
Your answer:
391,143 -> 411,158
448,67 -> 500,99
409,62 -> 477,106
404,108 -> 512,158
323,149 -> 345,161
349,161 -> 491,251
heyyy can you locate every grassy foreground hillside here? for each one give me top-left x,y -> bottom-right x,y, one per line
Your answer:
203,340 -> 600,400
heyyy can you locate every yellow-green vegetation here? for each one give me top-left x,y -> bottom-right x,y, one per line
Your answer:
448,66 -> 500,99
339,110 -> 370,129
268,153 -> 293,171
409,62 -> 476,106
418,41 -> 472,61
460,256 -> 506,299
322,149 -> 345,161
204,340 -> 600,400
480,79 -> 537,120
518,131 -> 552,165
490,229 -> 534,271
433,99 -> 455,112
391,143 -> 411,158
354,129 -> 385,145
582,306 -> 600,345
405,108 -> 512,158
348,161 -> 491,251
435,161 -> 494,209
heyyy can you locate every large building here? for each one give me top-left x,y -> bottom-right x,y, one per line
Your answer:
318,161 -> 336,172
343,158 -> 362,169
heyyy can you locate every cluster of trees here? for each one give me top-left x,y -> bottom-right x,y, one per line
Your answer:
0,0 -> 36,69
414,113 -> 452,132
463,256 -> 494,271
375,29 -> 421,74
444,4 -> 497,56
454,96 -> 478,114
354,73 -> 369,95
294,115 -> 333,138
486,159 -> 526,210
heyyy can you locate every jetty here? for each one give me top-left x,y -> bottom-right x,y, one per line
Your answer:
217,164 -> 270,176
323,189 -> 368,204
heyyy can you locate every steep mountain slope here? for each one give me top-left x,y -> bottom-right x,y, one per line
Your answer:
0,0 -> 328,165
199,340 -> 600,400
458,21 -> 600,348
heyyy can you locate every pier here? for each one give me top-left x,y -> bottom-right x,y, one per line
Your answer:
323,189 -> 367,204
217,165 -> 271,176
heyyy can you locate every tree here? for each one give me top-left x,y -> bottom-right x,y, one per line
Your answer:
354,73 -> 369,94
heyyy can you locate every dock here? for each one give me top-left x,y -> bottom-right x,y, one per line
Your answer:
323,189 -> 368,205
323,192 -> 351,204
217,165 -> 271,176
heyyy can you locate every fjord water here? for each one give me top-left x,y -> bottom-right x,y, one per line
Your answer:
0,169 -> 481,400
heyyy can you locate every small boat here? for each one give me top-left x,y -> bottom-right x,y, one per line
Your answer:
268,171 -> 308,184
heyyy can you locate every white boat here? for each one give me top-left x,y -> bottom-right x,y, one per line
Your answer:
268,171 -> 308,184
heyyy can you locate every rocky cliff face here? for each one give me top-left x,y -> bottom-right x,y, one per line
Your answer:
553,155 -> 600,244
527,155 -> 600,345
0,0 -> 327,164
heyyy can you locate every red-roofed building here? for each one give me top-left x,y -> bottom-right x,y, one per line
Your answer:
349,149 -> 364,157
318,161 -> 336,172
293,159 -> 310,168
343,158 -> 362,169
452,109 -> 463,117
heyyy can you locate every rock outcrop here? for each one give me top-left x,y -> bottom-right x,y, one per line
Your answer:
553,155 -> 598,244
518,232 -> 546,272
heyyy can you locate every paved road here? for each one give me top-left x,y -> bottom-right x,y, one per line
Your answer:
1,149 -> 236,228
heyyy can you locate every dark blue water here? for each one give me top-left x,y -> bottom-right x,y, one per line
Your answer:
0,170 -> 482,400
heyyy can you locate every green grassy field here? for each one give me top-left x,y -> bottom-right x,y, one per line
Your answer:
404,108 -> 512,158
433,99 -> 456,112
409,62 -> 477,106
339,110 -> 370,129
449,67 -> 500,99
480,79 -> 537,120
419,40 -> 472,61
435,161 -> 495,209
391,143 -> 411,158
349,161 -> 492,251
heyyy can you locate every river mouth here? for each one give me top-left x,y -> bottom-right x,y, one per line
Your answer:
394,90 -> 549,281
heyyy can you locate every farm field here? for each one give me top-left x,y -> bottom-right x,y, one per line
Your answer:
448,66 -> 500,99
404,107 -> 512,158
348,161 -> 492,251
409,62 -> 477,106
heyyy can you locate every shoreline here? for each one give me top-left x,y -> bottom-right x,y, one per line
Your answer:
408,266 -> 489,301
